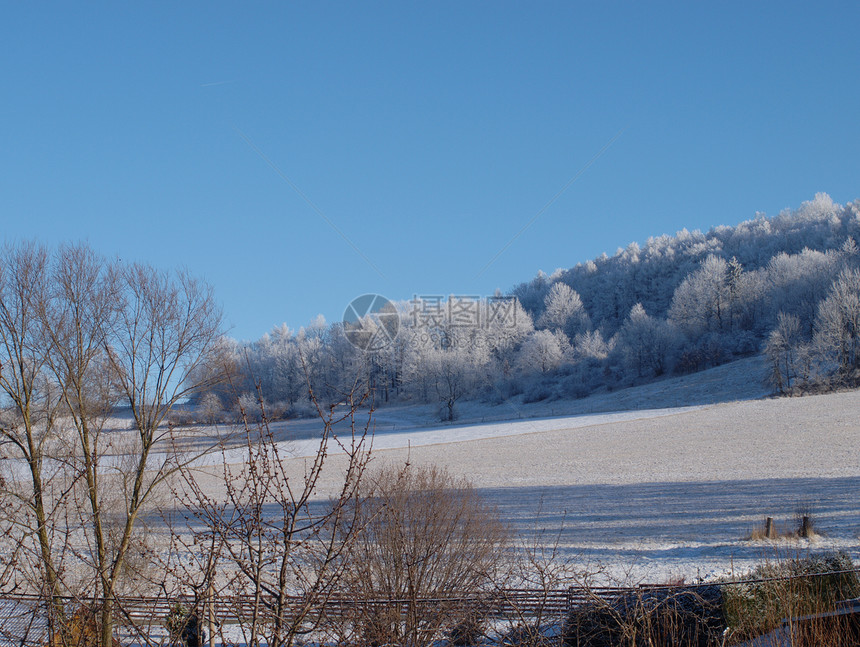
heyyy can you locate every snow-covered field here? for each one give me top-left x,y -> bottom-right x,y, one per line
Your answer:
184,357 -> 860,585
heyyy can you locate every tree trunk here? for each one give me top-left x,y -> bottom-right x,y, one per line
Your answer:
100,602 -> 113,647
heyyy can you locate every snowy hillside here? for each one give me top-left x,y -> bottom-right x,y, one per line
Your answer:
187,357 -> 860,584
211,193 -> 860,426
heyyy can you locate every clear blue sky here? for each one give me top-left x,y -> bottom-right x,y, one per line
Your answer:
2,2 -> 858,341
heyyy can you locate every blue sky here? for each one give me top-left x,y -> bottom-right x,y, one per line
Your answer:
2,2 -> 858,341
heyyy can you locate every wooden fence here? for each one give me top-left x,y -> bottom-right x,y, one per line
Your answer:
5,567 -> 859,629
0,586 -> 634,628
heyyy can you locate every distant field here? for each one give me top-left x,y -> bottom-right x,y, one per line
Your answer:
183,358 -> 860,584
258,354 -> 772,442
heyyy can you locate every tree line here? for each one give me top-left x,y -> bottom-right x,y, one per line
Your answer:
214,193 -> 860,420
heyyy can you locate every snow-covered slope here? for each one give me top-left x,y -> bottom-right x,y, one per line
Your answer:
222,370 -> 855,584
264,354 -> 770,442
186,357 -> 858,584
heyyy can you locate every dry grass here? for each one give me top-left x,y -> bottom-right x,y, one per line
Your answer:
746,513 -> 823,542
721,552 -> 859,645
559,552 -> 860,647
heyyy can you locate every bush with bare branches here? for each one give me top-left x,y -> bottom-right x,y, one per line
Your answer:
337,463 -> 507,647
169,379 -> 374,647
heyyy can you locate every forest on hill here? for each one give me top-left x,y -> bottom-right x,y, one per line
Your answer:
211,193 -> 860,421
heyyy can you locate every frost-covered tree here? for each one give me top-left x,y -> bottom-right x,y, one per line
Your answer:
401,313 -> 493,421
483,296 -> 534,377
536,282 -> 591,339
425,346 -> 477,422
218,193 -> 860,408
765,312 -> 808,393
765,249 -> 843,337
261,325 -> 306,406
199,391 -> 225,424
811,268 -> 860,381
512,270 -> 551,318
668,255 -> 730,337
516,329 -> 569,374
615,304 -> 679,378
516,193 -> 860,342
572,329 -> 612,361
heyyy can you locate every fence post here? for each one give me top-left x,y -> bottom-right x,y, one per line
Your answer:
765,517 -> 776,539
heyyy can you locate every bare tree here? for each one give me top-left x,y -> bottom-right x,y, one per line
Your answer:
490,502 -> 609,647
173,378 -> 374,647
0,241 -> 228,647
76,260 -> 226,647
37,244 -> 122,627
0,242 -> 69,622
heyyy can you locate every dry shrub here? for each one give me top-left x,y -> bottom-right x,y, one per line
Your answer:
500,621 -> 558,647
747,509 -> 822,542
783,610 -> 860,647
493,502 -> 591,647
448,609 -> 489,646
563,585 -> 725,647
722,551 -> 860,644
747,516 -> 782,541
339,463 -> 507,647
52,605 -> 121,647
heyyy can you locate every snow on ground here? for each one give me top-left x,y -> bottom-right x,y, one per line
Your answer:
206,404 -> 708,465
182,356 -> 860,585
45,357 -> 848,586
257,355 -> 771,442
